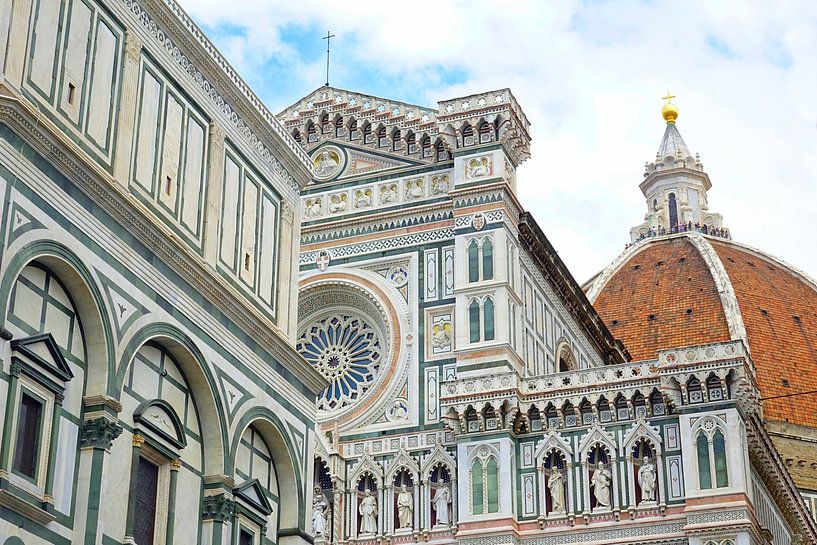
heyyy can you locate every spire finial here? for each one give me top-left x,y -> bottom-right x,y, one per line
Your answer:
661,91 -> 678,124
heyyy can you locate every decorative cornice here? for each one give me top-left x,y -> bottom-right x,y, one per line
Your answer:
518,212 -> 629,365
0,94 -> 327,397
80,417 -> 124,450
120,0 -> 312,190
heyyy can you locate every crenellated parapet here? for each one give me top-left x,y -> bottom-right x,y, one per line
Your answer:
440,340 -> 758,436
437,88 -> 531,166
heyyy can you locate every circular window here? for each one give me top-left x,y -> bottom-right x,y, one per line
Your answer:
296,282 -> 395,417
297,314 -> 383,410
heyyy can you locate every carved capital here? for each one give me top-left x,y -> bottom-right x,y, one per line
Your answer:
80,417 -> 123,450
209,123 -> 227,146
169,458 -> 182,471
202,494 -> 235,522
132,434 -> 146,448
124,32 -> 143,63
282,203 -> 295,224
9,360 -> 22,377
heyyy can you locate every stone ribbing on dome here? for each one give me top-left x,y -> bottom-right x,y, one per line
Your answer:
591,237 -> 732,361
712,241 -> 817,428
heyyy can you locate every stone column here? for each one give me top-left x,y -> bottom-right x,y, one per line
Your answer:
450,477 -> 458,532
384,483 -> 393,535
112,32 -> 144,187
166,459 -> 182,544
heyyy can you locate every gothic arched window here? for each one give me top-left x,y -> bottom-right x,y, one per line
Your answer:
483,297 -> 495,341
696,424 -> 729,490
468,240 -> 479,283
713,429 -> 729,487
482,238 -> 493,280
470,454 -> 499,515
469,300 -> 481,343
696,432 -> 711,489
471,458 -> 483,514
668,192 -> 678,228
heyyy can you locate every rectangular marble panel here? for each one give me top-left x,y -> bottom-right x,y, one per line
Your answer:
86,19 -> 118,149
667,455 -> 684,500
425,367 -> 439,424
443,247 -> 454,297
522,473 -> 536,516
181,115 -> 206,235
53,418 -> 78,514
521,443 -> 534,468
29,0 -> 63,96
424,249 -> 438,301
239,177 -> 259,286
134,67 -> 162,191
60,0 -> 92,123
664,423 -> 680,450
258,195 -> 277,306
220,154 -> 241,268
158,93 -> 183,213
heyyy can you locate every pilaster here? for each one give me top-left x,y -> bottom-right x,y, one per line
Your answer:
112,32 -> 144,187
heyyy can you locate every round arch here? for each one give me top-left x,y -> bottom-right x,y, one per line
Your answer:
230,408 -> 305,534
117,322 -> 226,476
0,239 -> 115,396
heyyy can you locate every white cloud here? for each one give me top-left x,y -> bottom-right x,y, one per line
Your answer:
181,0 -> 817,282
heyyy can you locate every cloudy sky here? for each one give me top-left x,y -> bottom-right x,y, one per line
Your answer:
182,0 -> 817,283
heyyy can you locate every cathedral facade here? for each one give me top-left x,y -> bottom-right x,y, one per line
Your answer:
281,88 -> 817,545
0,0 -> 322,544
0,0 -> 815,544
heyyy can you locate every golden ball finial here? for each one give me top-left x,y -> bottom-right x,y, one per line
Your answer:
661,91 -> 678,123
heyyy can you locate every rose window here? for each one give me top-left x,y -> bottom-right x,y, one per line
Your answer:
297,314 -> 383,411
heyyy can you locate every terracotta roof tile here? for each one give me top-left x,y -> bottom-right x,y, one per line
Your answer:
593,238 -> 731,362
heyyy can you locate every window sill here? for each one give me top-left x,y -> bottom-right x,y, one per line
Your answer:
0,488 -> 56,525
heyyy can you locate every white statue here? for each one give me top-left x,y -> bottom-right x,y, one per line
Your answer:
396,484 -> 413,529
328,194 -> 347,214
590,463 -> 612,508
547,468 -> 565,513
638,457 -> 657,502
359,489 -> 378,535
315,150 -> 339,176
379,184 -> 399,204
467,157 -> 490,179
311,487 -> 328,537
431,485 -> 451,526
305,198 -> 322,218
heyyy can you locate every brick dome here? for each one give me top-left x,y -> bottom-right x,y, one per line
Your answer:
586,233 -> 817,428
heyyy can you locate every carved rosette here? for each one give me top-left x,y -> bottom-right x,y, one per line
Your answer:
80,418 -> 124,450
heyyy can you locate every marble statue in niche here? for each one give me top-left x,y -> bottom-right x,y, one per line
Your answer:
638,457 -> 657,503
312,487 -> 329,537
359,489 -> 378,535
590,463 -> 612,508
432,485 -> 451,526
396,485 -> 413,529
547,468 -> 566,514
